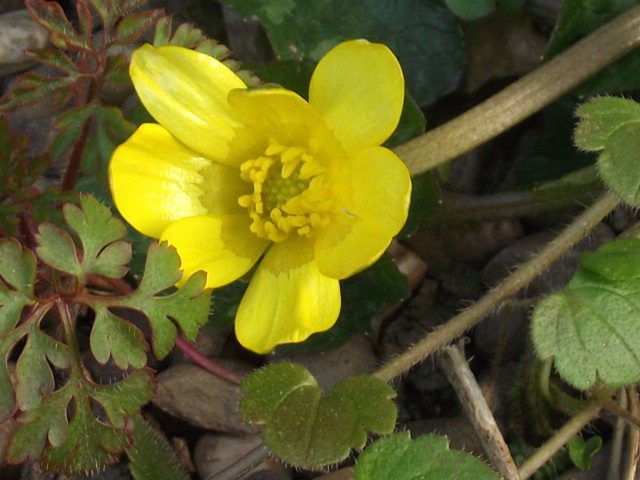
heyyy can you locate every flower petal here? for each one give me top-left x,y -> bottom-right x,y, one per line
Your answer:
235,237 -> 340,354
316,146 -> 411,279
109,123 -> 216,238
227,88 -> 323,149
309,39 -> 404,153
160,214 -> 269,289
130,44 -> 247,165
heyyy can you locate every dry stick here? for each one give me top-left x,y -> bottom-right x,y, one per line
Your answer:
374,190 -> 620,383
394,5 -> 640,177
440,342 -> 520,480
609,390 -> 627,480
518,400 -> 603,480
624,386 -> 640,480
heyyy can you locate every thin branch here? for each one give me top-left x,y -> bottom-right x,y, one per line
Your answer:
173,336 -> 243,385
374,190 -> 620,383
394,5 -> 640,176
518,399 -> 603,480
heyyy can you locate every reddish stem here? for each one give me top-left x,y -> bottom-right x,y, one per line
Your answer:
174,336 -> 243,385
61,120 -> 91,191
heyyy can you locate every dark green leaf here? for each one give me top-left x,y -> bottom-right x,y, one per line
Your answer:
26,49 -> 77,74
398,171 -> 439,239
127,414 -> 190,480
568,435 -> 602,470
444,0 -> 496,20
241,362 -> 396,468
246,59 -> 316,99
104,54 -> 131,88
385,94 -> 426,148
0,74 -> 76,110
25,0 -> 91,51
225,0 -> 464,106
354,432 -> 501,480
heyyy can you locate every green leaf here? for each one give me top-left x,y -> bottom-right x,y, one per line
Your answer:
532,238 -> 640,389
103,243 -> 211,359
90,306 -> 148,370
574,96 -> 640,207
398,171 -> 439,239
385,95 -> 426,148
0,240 -> 36,335
126,414 -> 190,480
114,10 -> 163,44
580,238 -> 640,280
225,0 -> 464,106
354,432 -> 501,480
575,97 -> 640,152
35,223 -> 83,278
568,435 -> 602,470
276,254 -> 409,353
7,369 -> 153,475
0,73 -> 76,110
26,0 -> 91,51
240,362 -> 397,468
444,0 -> 496,20
64,194 -> 130,278
546,0 -> 640,95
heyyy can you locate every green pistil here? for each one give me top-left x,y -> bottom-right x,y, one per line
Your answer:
262,167 -> 310,212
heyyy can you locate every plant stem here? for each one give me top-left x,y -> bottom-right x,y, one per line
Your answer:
374,190 -> 620,383
517,399 -> 602,480
394,5 -> 640,176
173,336 -> 243,385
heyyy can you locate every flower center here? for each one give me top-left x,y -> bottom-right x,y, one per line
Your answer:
238,142 -> 333,242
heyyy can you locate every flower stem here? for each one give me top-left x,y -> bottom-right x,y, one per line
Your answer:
173,336 -> 243,385
394,5 -> 640,176
374,190 -> 621,383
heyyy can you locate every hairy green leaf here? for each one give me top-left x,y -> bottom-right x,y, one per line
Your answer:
114,10 -> 163,44
354,432 -> 501,480
0,240 -> 36,334
574,96 -> 640,206
532,238 -> 640,390
8,369 -> 153,475
240,362 -> 396,468
26,0 -> 92,51
127,414 -> 190,480
225,0 -> 464,106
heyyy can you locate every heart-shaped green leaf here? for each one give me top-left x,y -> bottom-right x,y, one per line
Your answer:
240,362 -> 397,469
354,432 -> 501,480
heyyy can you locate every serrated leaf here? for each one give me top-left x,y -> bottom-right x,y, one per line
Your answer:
26,0 -> 91,51
354,432 -> 501,480
35,223 -> 83,278
568,435 -> 602,470
126,414 -> 190,480
51,104 -> 95,160
115,10 -> 162,44
575,97 -> 640,152
64,194 -> 130,278
532,239 -> 640,389
240,362 -> 396,468
0,240 -> 36,334
0,74 -> 75,110
225,0 -> 464,106
7,369 -> 153,475
90,307 -> 148,370
26,49 -> 78,74
103,243 -> 210,359
104,53 -> 131,88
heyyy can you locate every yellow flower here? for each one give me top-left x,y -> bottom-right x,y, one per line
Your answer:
109,39 -> 411,354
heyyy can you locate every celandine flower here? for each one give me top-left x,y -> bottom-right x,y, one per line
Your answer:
109,39 -> 411,353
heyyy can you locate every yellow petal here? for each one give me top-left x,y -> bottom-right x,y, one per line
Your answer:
316,146 -> 411,279
227,88 -> 323,149
160,214 -> 269,288
309,39 -> 404,153
109,123 -> 214,238
235,237 -> 340,354
130,44 -> 247,165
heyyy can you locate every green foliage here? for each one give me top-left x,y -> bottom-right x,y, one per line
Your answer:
224,0 -> 464,106
532,238 -> 640,390
568,435 -> 602,470
0,194 -> 211,473
575,96 -> 640,206
443,0 -> 524,20
126,414 -> 190,480
240,362 -> 397,468
546,0 -> 640,95
354,432 -> 501,480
